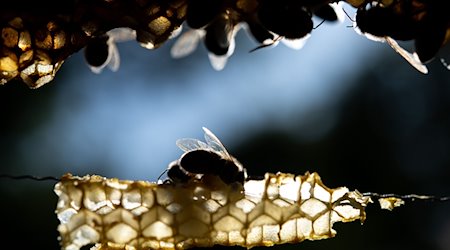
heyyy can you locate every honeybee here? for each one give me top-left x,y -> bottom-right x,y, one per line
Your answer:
167,127 -> 247,185
413,2 -> 449,64
166,160 -> 197,184
257,0 -> 313,40
312,3 -> 345,23
185,0 -> 223,29
204,13 -> 235,56
84,28 -> 135,74
245,18 -> 278,47
170,20 -> 240,71
354,2 -> 428,73
355,2 -> 417,41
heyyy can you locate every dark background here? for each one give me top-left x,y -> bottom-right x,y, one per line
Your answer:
0,15 -> 449,250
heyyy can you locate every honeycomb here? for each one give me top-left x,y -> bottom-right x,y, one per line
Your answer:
55,172 -> 371,250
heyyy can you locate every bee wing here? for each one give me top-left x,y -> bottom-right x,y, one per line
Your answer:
281,34 -> 310,50
87,62 -> 106,74
202,127 -> 230,157
207,23 -> 241,71
107,28 -> 136,43
168,25 -> 183,40
329,2 -> 346,23
176,138 -> 210,152
170,29 -> 204,59
208,53 -> 229,71
106,40 -> 120,72
385,37 -> 428,74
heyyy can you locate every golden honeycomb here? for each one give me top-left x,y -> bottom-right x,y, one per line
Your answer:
55,172 -> 370,250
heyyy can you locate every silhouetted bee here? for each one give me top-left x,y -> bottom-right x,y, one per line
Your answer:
257,0 -> 313,40
204,14 -> 235,56
246,18 -> 277,46
355,2 -> 417,41
84,28 -> 135,74
167,127 -> 247,185
312,3 -> 345,23
354,2 -> 428,73
84,35 -> 112,73
413,2 -> 449,63
185,0 -> 223,29
205,14 -> 242,70
166,160 -> 197,183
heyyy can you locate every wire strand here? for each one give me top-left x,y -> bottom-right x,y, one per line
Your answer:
0,174 -> 60,182
362,192 -> 450,202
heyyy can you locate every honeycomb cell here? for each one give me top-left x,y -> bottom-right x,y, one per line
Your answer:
106,187 -> 122,206
177,204 -> 211,224
35,29 -> 53,49
263,224 -> 280,243
203,199 -> 222,213
313,184 -> 331,203
142,189 -> 155,208
300,182 -> 312,200
18,31 -> 31,51
8,17 -> 23,30
2,27 -> 19,48
53,30 -> 66,49
235,198 -> 256,213
300,198 -> 327,218
249,214 -> 277,228
214,215 -> 244,232
279,219 -> 297,242
0,53 -> 18,71
155,186 -> 174,205
104,209 -> 139,230
142,221 -> 173,239
148,17 -> 171,36
83,185 -> 108,211
246,226 -> 262,245
179,219 -> 209,237
313,212 -> 331,236
279,177 -> 301,202
122,189 -> 142,210
70,224 -> 100,247
106,223 -> 138,243
57,207 -> 78,224
296,217 -> 312,238
19,50 -> 33,66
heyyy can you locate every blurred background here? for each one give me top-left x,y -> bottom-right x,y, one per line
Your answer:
0,10 -> 449,250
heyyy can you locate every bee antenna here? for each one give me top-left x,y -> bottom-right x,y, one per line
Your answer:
157,169 -> 168,181
342,8 -> 355,22
313,19 -> 326,30
249,36 -> 283,53
249,43 -> 273,53
0,174 -> 60,182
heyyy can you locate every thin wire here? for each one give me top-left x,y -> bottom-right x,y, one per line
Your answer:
0,174 -> 60,182
362,192 -> 450,202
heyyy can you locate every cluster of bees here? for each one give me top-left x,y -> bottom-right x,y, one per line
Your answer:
0,0 -> 448,87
